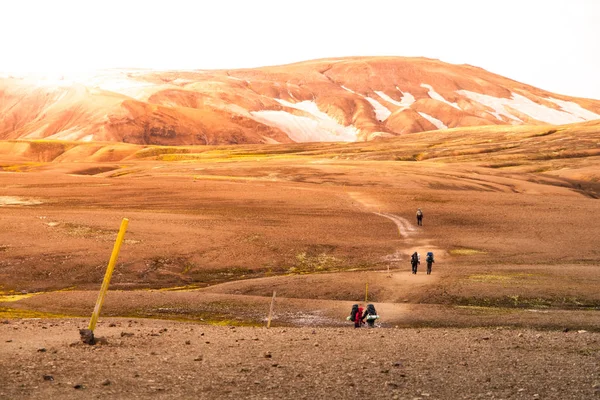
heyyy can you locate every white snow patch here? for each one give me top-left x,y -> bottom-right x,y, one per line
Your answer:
546,98 -> 600,121
251,99 -> 358,142
421,84 -> 461,110
396,87 -> 416,108
457,90 -> 600,125
418,112 -> 448,130
340,86 -> 390,121
509,93 -> 592,124
365,97 -> 391,121
375,91 -> 405,107
457,90 -> 523,122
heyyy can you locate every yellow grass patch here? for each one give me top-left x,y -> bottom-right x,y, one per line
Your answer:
449,248 -> 486,256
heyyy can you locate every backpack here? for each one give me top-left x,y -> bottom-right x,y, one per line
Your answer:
426,252 -> 434,262
366,304 -> 377,315
365,304 -> 379,321
349,304 -> 359,322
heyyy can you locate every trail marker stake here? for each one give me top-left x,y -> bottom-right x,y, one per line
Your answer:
365,283 -> 368,303
82,218 -> 129,343
267,291 -> 276,328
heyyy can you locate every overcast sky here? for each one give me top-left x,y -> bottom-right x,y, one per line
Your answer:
1,0 -> 599,99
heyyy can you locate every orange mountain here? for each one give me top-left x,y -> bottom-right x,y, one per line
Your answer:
1,57 -> 599,145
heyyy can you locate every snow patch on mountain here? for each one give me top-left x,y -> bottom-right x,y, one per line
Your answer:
421,84 -> 461,110
375,91 -> 405,107
457,90 -> 599,125
457,90 -> 523,122
396,87 -> 416,108
418,112 -> 448,130
251,99 -> 358,142
546,98 -> 600,121
340,86 -> 391,121
365,97 -> 391,121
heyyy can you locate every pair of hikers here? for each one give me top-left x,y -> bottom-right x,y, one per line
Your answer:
348,303 -> 379,328
411,251 -> 434,274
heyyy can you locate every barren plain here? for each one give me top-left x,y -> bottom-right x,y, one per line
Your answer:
1,121 -> 599,398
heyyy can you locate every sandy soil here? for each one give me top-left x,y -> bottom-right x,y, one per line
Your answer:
1,318 -> 599,400
0,134 -> 599,398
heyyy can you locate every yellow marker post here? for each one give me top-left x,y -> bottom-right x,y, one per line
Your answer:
365,283 -> 368,303
267,291 -> 276,328
88,218 -> 129,332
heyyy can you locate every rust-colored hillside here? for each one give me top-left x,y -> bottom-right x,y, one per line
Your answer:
1,57 -> 599,145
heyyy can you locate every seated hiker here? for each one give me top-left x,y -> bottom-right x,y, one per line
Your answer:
362,303 -> 379,328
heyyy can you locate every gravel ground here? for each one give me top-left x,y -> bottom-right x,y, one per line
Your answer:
1,318 -> 599,399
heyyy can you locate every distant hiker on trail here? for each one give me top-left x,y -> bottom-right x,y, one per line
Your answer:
416,208 -> 423,226
362,303 -> 379,328
426,251 -> 435,275
347,304 -> 365,328
411,252 -> 420,274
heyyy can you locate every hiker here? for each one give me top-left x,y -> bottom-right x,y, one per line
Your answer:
362,303 -> 379,328
348,304 -> 365,328
411,252 -> 420,274
426,251 -> 435,275
416,208 -> 423,226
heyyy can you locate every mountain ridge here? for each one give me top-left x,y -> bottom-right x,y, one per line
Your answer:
1,56 -> 599,145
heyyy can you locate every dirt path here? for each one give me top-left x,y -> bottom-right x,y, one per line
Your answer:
373,211 -> 416,238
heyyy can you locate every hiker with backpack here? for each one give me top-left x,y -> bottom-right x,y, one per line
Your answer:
411,252 -> 420,274
347,303 -> 365,328
426,251 -> 435,275
416,208 -> 423,226
362,303 -> 379,328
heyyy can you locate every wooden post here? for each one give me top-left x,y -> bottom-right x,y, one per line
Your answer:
365,283 -> 368,303
88,218 -> 129,332
267,291 -> 276,328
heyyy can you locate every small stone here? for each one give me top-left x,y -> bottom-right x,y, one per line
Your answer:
517,333 -> 524,338
5,340 -> 12,343
109,323 -> 117,327
193,355 -> 203,361
37,348 -> 47,352
102,379 -> 111,386
314,343 -> 319,347
73,384 -> 84,389
185,340 -> 191,345
264,352 -> 272,358
43,375 -> 54,381
578,330 -> 588,334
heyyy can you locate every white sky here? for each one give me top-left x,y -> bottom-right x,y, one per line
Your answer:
1,0 -> 599,99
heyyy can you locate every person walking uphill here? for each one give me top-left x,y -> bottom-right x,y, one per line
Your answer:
416,208 -> 423,226
411,252 -> 420,274
426,251 -> 435,275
